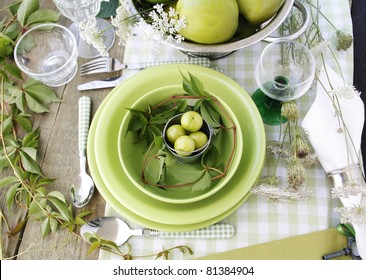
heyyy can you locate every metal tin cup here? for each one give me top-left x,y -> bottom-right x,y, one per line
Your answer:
162,113 -> 213,164
14,23 -> 78,87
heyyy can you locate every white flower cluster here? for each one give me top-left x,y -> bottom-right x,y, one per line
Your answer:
79,16 -> 109,57
250,175 -> 313,202
111,0 -> 138,46
251,183 -> 314,202
331,180 -> 366,199
148,4 -> 186,44
330,85 -> 361,99
335,207 -> 366,227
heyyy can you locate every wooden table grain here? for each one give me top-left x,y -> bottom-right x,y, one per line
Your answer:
0,0 -> 124,260
0,0 -> 362,260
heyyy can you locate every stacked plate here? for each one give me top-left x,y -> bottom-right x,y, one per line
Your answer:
88,64 -> 266,231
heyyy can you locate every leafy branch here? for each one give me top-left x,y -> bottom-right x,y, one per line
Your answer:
0,0 -> 91,258
83,232 -> 193,260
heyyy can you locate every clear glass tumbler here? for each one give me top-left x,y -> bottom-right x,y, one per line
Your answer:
14,23 -> 78,87
53,0 -> 115,58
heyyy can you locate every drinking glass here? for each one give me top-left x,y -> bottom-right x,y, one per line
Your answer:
252,40 -> 316,125
53,0 -> 115,58
14,23 -> 78,87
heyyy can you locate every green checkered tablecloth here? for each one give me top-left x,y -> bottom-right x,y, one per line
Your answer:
100,0 -> 353,259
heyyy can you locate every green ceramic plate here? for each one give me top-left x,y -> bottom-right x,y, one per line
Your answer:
118,85 -> 243,203
91,64 -> 265,225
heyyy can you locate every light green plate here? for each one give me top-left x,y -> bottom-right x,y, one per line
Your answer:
118,85 -> 243,204
90,64 -> 265,226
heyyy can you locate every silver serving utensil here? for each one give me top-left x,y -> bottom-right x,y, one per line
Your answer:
80,217 -> 235,245
71,96 -> 94,207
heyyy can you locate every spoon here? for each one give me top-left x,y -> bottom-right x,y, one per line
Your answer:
80,217 -> 235,245
71,96 -> 94,208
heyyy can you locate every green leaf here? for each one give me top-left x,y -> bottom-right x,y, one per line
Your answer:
17,0 -> 40,26
0,176 -> 19,188
143,155 -> 165,184
3,21 -> 21,40
22,130 -> 40,148
20,146 -> 37,161
153,134 -> 165,150
15,115 -> 32,132
97,0 -> 119,18
49,217 -> 59,232
201,145 -> 221,168
87,241 -> 101,255
0,37 -> 13,57
41,218 -> 51,237
9,2 -> 22,16
26,9 -> 60,25
150,114 -> 168,125
6,183 -> 20,209
19,149 -> 41,174
128,109 -> 148,125
191,171 -> 211,192
16,93 -> 27,112
28,197 -> 47,216
1,115 -> 13,135
200,102 -> 221,129
188,72 -> 205,96
47,197 -> 70,221
25,93 -> 50,113
14,32 -> 36,54
163,165 -> 205,185
47,191 -> 66,203
4,64 -> 22,80
24,82 -> 60,104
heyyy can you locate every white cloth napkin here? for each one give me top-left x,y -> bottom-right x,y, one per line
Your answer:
302,64 -> 366,259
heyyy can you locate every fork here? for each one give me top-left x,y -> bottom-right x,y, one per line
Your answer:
80,57 -> 211,76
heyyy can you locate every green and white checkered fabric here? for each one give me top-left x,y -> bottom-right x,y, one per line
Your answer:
79,96 -> 91,156
140,57 -> 210,68
156,224 -> 235,239
100,0 -> 354,259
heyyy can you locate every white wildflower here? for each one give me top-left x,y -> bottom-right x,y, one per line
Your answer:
251,184 -> 313,202
300,153 -> 318,168
310,40 -> 330,57
330,85 -> 361,99
251,175 -> 313,202
111,0 -> 137,46
334,207 -> 366,227
331,179 -> 366,199
78,16 -> 108,57
266,141 -> 292,159
148,5 -> 186,44
332,29 -> 353,51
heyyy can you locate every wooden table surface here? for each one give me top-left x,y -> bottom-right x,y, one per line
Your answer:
0,0 -> 363,260
0,0 -> 125,260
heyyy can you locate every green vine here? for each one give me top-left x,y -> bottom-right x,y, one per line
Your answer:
0,0 -> 91,258
84,232 -> 193,260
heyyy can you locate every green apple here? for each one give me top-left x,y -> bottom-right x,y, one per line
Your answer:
236,0 -> 285,25
174,135 -> 196,156
189,131 -> 208,149
180,111 -> 203,132
166,124 -> 186,144
145,0 -> 172,3
176,0 -> 239,44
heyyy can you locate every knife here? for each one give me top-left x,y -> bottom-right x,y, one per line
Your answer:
77,75 -> 132,91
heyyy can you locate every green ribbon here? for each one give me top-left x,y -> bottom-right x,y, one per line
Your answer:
336,223 -> 355,238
